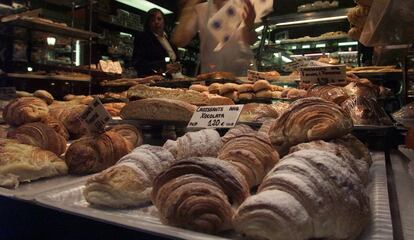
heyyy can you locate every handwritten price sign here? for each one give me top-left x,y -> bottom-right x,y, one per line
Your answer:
187,105 -> 244,129
79,97 -> 112,134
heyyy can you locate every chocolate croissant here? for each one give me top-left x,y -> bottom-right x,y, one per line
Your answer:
0,138 -> 67,189
84,145 -> 175,208
152,157 -> 249,233
49,104 -> 87,139
7,122 -> 67,156
3,97 -> 49,126
218,133 -> 279,188
234,149 -> 370,240
269,97 -> 353,155
65,131 -> 133,174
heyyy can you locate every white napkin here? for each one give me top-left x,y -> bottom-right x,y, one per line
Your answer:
207,0 -> 274,51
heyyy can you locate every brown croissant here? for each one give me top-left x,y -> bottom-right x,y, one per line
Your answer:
218,133 -> 279,188
3,97 -> 49,126
49,104 -> 87,139
65,131 -> 133,175
306,85 -> 349,104
234,149 -> 370,240
7,122 -> 67,156
41,116 -> 70,140
107,124 -> 143,147
269,97 -> 353,155
152,157 -> 249,233
0,138 -> 67,189
221,124 -> 255,144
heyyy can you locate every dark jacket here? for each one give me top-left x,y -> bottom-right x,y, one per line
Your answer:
132,31 -> 178,77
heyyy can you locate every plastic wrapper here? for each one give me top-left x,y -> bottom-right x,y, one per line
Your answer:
393,102 -> 414,128
341,96 -> 392,126
360,0 -> 414,46
307,85 -> 349,104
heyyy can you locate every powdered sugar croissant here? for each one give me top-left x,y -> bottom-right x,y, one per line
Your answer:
152,157 -> 249,233
269,97 -> 353,155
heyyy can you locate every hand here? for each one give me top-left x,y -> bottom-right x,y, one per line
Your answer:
166,63 -> 181,73
242,0 -> 256,29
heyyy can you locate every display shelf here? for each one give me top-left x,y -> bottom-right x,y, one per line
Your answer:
0,18 -> 99,40
98,16 -> 142,34
7,72 -> 91,82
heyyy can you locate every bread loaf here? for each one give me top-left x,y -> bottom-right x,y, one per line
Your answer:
3,97 -> 49,126
65,131 -> 133,174
269,97 -> 353,155
120,98 -> 196,122
84,145 -> 175,208
151,157 -> 249,233
0,138 -> 67,189
239,92 -> 255,100
234,149 -> 370,240
7,122 -> 67,156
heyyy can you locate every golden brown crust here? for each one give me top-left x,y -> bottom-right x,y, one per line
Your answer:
41,117 -> 70,140
253,80 -> 272,92
307,85 -> 349,104
3,97 -> 49,126
238,84 -> 254,93
49,104 -> 88,139
103,102 -> 126,117
107,124 -> 144,147
189,84 -> 209,93
207,83 -> 223,94
33,90 -> 54,105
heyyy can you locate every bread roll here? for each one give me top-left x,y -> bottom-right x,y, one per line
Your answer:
65,131 -> 133,174
269,97 -> 353,155
7,122 -> 67,156
190,84 -> 209,93
287,89 -> 307,99
255,90 -> 273,99
208,83 -> 223,94
33,90 -> 54,105
253,80 -> 271,92
151,157 -> 249,233
16,91 -> 33,98
120,98 -> 196,122
239,92 -> 255,100
0,138 -> 67,189
219,83 -> 239,95
3,97 -> 49,126
238,84 -> 254,93
83,145 -> 175,208
206,94 -> 235,105
222,91 -> 239,102
107,124 -> 143,147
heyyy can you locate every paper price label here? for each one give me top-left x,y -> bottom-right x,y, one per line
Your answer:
299,65 -> 346,85
187,105 -> 244,129
79,97 -> 112,134
0,87 -> 17,100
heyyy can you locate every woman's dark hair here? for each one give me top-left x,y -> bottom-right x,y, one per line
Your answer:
144,8 -> 165,33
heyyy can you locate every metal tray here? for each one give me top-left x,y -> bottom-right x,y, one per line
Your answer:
0,175 -> 91,201
33,152 -> 392,240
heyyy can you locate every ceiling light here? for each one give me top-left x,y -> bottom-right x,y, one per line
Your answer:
47,37 -> 56,46
316,43 -> 326,48
338,41 -> 358,46
302,45 -> 311,49
115,0 -> 172,14
275,16 -> 347,27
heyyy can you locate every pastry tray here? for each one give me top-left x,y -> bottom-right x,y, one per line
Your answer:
0,175 -> 91,201
33,152 -> 392,240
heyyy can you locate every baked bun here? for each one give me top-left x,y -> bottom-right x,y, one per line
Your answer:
208,83 -> 223,94
206,94 -> 235,105
239,92 -> 255,100
223,91 -> 239,102
33,90 -> 54,105
3,97 -> 49,126
238,84 -> 254,93
253,80 -> 272,92
255,90 -> 273,99
219,83 -> 239,95
190,84 -> 209,93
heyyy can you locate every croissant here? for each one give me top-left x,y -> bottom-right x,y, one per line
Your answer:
306,85 -> 349,104
84,145 -> 175,208
107,124 -> 144,147
49,104 -> 87,139
7,122 -> 67,156
41,116 -> 70,140
221,124 -> 255,144
234,149 -> 370,240
341,96 -> 392,126
218,133 -> 279,188
3,97 -> 49,126
65,131 -> 133,174
174,129 -> 223,160
0,138 -> 67,189
152,157 -> 249,233
269,97 -> 353,155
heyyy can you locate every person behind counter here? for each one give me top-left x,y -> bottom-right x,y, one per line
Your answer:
172,0 -> 257,76
132,8 -> 180,77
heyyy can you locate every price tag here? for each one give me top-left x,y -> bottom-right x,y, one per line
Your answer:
299,65 -> 346,85
0,87 -> 17,100
79,97 -> 112,134
187,105 -> 244,129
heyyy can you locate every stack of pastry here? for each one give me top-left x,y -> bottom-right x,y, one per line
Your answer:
151,157 -> 249,233
84,145 -> 175,208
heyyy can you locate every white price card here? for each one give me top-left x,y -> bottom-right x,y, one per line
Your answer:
79,97 -> 112,134
299,65 -> 346,85
187,105 -> 244,129
0,87 -> 17,100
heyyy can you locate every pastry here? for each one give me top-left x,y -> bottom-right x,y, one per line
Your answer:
222,91 -> 239,102
208,83 -> 223,94
190,84 -> 209,93
49,104 -> 87,139
175,129 -> 222,160
344,82 -> 379,99
33,90 -> 54,105
103,102 -> 125,117
65,131 -> 133,175
307,85 -> 349,104
3,97 -> 49,126
239,92 -> 255,100
238,103 -> 280,123
205,94 -> 235,105
287,89 -> 307,99
107,124 -> 144,147
84,145 -> 175,208
221,124 -> 255,143
219,83 -> 239,95
347,6 -> 370,27
341,96 -> 392,126
218,133 -> 279,187
234,150 -> 370,240
255,90 -> 273,99
120,98 -> 196,122
16,91 -> 33,98
0,124 -> 13,138
163,139 -> 178,158
269,97 -> 353,155
41,117 -> 69,140
238,84 -> 254,93
0,138 -> 67,189
7,122 -> 67,156
151,157 -> 249,233
253,80 -> 272,92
